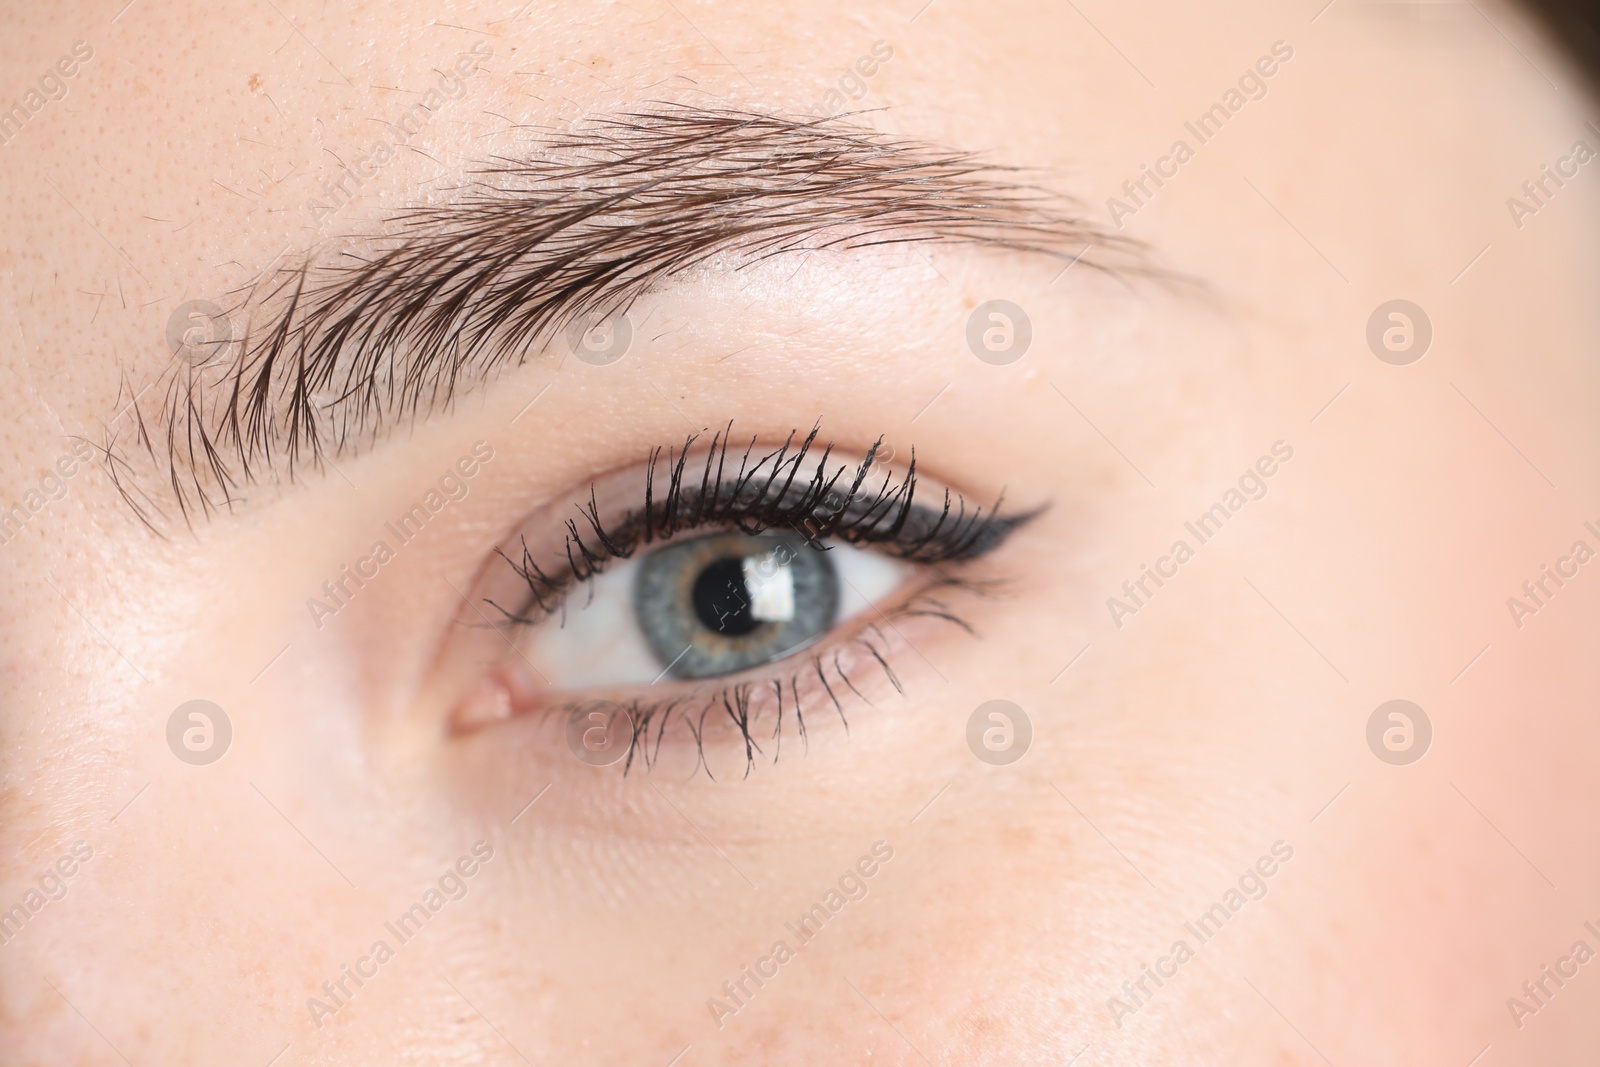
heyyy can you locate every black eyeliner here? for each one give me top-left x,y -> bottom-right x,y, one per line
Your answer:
487,424 -> 1031,628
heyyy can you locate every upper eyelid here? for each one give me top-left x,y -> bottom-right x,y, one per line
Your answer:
487,498 -> 1007,629
482,430 -> 1027,628
101,104 -> 1138,529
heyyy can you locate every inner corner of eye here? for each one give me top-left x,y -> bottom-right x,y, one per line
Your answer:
495,530 -> 913,697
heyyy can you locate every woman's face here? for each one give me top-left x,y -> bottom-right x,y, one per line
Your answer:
3,0 -> 1597,1062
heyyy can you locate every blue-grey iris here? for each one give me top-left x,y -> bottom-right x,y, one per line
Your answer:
633,530 -> 839,680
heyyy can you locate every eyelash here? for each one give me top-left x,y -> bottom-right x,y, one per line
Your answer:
482,425 -> 1030,776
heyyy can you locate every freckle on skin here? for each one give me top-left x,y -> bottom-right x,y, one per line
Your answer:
248,74 -> 262,92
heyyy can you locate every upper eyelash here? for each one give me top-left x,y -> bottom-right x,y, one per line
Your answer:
486,424 -> 1031,627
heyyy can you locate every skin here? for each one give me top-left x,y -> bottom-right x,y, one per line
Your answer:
2,0 -> 1598,1063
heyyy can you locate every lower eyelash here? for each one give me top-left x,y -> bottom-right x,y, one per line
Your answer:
546,573 -> 991,778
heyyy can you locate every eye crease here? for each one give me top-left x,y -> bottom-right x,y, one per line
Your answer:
450,427 -> 1036,769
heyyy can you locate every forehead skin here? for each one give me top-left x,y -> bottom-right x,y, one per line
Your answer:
3,1 -> 1600,1065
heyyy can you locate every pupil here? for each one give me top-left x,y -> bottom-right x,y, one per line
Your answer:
692,557 -> 760,636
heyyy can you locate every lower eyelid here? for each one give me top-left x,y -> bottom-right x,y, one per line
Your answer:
525,601 -> 936,775
450,558 -> 983,749
603,573 -> 998,775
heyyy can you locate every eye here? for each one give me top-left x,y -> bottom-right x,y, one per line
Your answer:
519,529 -> 910,689
645,532 -> 840,678
446,427 -> 1032,753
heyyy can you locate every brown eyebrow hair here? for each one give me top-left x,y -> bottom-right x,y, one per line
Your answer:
106,105 -> 1136,526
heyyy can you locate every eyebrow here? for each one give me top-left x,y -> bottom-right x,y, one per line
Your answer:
107,105 -> 1134,526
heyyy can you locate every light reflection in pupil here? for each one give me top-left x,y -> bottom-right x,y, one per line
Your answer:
635,531 -> 835,680
693,558 -> 758,636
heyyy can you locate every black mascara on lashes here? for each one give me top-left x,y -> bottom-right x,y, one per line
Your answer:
460,425 -> 1037,777
486,424 -> 1033,628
